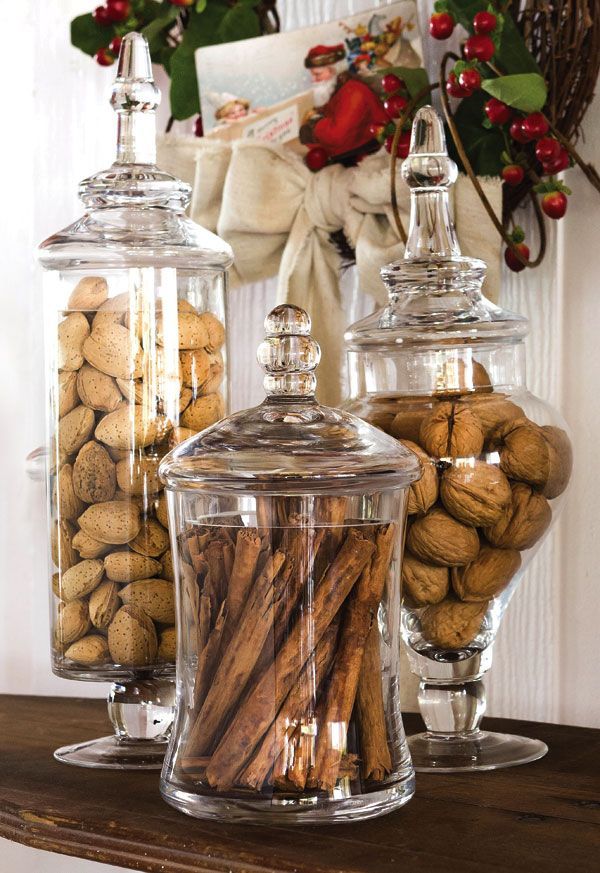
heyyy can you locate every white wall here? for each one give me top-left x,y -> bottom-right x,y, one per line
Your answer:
1,0 -> 598,869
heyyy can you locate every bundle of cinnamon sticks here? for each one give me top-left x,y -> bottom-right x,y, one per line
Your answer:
175,496 -> 398,797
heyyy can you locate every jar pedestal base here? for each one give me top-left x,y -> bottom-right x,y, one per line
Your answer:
54,735 -> 169,770
408,730 -> 547,773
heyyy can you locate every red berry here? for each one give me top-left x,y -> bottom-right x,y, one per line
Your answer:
446,71 -> 472,99
459,69 -> 481,92
95,47 -> 115,66
385,131 -> 411,158
535,137 -> 560,164
509,118 -> 529,144
473,11 -> 497,34
464,34 -> 495,62
542,147 -> 570,174
541,190 -> 568,219
305,146 -> 328,172
194,116 -> 203,138
505,242 -> 530,272
381,73 -> 405,95
485,98 -> 512,125
502,165 -> 525,187
429,12 -> 455,40
368,122 -> 385,140
521,112 -> 549,140
92,5 -> 112,25
383,94 -> 409,119
109,36 -> 122,55
105,0 -> 130,22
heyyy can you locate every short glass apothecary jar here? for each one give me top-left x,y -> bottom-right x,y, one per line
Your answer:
159,304 -> 420,823
37,34 -> 232,769
344,106 -> 572,773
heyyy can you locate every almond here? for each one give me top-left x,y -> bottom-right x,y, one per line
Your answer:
61,559 -> 104,601
78,501 -> 141,545
72,529 -> 112,559
115,453 -> 162,495
202,351 -> 225,393
91,292 -> 129,331
180,392 -> 225,431
158,626 -> 176,661
119,579 -> 175,624
51,519 -> 78,572
56,599 -> 91,646
129,518 -> 169,557
179,348 -> 211,388
108,605 -> 158,667
58,371 -> 79,418
58,312 -> 90,371
59,405 -> 95,456
54,464 -> 85,521
65,634 -> 110,666
115,377 -> 145,405
158,310 -> 209,349
77,364 -> 122,412
89,580 -> 121,629
198,312 -> 226,352
83,322 -> 143,380
67,276 -> 108,311
160,549 -> 174,582
72,441 -> 117,504
95,404 -> 162,450
168,426 -> 197,448
104,551 -> 162,583
155,493 -> 169,529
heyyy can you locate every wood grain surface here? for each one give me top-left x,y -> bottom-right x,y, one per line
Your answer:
0,695 -> 598,873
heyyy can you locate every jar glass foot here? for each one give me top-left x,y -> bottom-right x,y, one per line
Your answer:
54,678 -> 175,770
408,730 -> 547,773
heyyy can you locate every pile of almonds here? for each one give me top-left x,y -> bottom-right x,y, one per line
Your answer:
51,275 -> 226,671
368,371 -> 572,651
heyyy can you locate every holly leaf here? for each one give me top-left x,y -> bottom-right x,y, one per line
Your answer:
196,0 -> 208,11
217,5 -> 261,42
141,5 -> 179,56
71,13 -> 113,57
382,67 -> 430,106
481,73 -> 547,113
448,91 -> 504,176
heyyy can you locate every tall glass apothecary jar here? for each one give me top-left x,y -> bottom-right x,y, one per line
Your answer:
159,304 -> 420,823
344,107 -> 572,772
37,34 -> 232,769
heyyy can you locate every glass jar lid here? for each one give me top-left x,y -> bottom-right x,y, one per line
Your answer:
345,106 -> 527,352
160,305 -> 421,494
38,32 -> 232,271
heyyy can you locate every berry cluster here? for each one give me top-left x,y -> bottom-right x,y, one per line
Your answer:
304,72 -> 413,173
429,5 -> 573,271
92,0 -> 132,65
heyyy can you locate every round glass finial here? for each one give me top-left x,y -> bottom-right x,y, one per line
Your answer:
257,305 -> 320,398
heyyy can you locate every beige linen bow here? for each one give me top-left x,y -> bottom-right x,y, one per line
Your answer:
157,135 -> 502,405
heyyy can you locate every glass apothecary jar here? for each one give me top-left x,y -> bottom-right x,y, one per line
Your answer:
344,107 -> 573,772
159,304 -> 420,823
37,34 -> 232,769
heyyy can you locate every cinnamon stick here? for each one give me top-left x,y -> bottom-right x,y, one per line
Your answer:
187,550 -> 286,757
356,621 -> 392,782
205,528 -> 376,790
193,601 -> 227,711
198,593 -> 211,655
312,523 -> 396,791
226,528 -> 262,628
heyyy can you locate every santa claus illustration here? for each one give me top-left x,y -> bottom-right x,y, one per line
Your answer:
299,43 -> 389,163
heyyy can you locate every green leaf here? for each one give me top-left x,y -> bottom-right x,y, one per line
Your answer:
448,90 -> 504,176
481,73 -> 547,113
381,66 -> 429,106
217,6 -> 261,43
71,13 -> 114,57
141,5 -> 179,54
195,0 -> 207,11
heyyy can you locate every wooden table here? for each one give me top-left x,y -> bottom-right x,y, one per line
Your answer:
0,695 -> 598,873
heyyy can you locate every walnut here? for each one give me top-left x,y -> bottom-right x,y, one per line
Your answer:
541,426 -> 572,499
433,359 -> 492,396
451,545 -> 521,602
420,402 -> 484,459
389,407 -> 430,443
402,552 -> 449,606
484,482 -> 552,550
460,394 -> 524,440
420,599 -> 489,649
400,440 -> 439,516
490,417 -> 550,487
440,461 -> 511,526
406,506 -> 480,567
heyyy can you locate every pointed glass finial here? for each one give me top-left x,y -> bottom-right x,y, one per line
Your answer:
257,305 -> 321,398
111,32 -> 160,165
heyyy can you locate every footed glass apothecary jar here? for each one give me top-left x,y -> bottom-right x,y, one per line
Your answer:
159,304 -> 420,823
344,106 -> 573,772
37,34 -> 232,769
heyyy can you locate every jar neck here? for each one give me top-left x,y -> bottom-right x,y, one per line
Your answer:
115,110 -> 156,165
346,342 -> 527,400
405,189 -> 461,260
